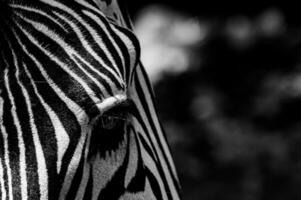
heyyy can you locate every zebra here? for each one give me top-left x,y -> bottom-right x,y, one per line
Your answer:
0,0 -> 181,199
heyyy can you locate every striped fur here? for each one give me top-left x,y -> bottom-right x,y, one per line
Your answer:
0,0 -> 181,199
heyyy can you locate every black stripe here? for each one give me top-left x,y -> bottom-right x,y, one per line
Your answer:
82,10 -> 125,80
130,104 -> 160,163
145,168 -> 164,200
125,125 -> 146,192
13,6 -> 68,36
1,74 -> 22,199
66,136 -> 87,200
0,115 -> 10,200
50,3 -> 123,87
14,55 -> 41,199
50,6 -> 124,93
97,133 -> 129,200
20,62 -> 60,200
83,165 -> 93,200
138,131 -> 159,163
134,71 -> 176,199
13,17 -> 100,114
74,2 -> 131,83
137,63 -> 181,192
12,27 -> 80,196
113,25 -> 141,84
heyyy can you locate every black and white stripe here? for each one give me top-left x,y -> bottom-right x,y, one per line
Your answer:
0,0 -> 181,199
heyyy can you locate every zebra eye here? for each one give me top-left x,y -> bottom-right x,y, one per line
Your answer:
97,113 -> 127,131
96,99 -> 133,131
89,100 -> 133,158
92,104 -> 129,136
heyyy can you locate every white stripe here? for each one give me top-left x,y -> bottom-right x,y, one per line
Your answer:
4,69 -> 28,200
0,86 -> 13,200
74,162 -> 91,200
57,121 -> 89,200
16,11 -> 113,98
71,54 -> 110,98
0,103 -> 7,200
140,147 -> 168,200
14,19 -> 102,105
13,51 -> 49,199
59,124 -> 89,200
91,135 -> 127,200
41,0 -> 124,84
22,62 -> 69,175
13,25 -> 90,199
124,130 -> 138,188
0,159 -> 6,200
11,5 -> 68,32
111,25 -> 137,75
49,0 -> 124,77
137,65 -> 179,180
17,14 -> 115,99
137,66 -> 177,181
131,67 -> 180,199
51,10 -> 124,88
74,125 -> 92,200
131,116 -> 158,161
119,178 -> 157,200
82,10 -> 126,76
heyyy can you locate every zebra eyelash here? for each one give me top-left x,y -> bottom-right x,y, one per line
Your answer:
91,98 -> 134,130
95,114 -> 126,130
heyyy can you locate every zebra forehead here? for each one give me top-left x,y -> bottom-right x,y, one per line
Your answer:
1,1 -> 140,85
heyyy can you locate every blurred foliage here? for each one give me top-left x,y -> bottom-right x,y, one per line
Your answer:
129,3 -> 301,200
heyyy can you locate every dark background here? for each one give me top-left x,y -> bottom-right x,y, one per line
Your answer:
127,2 -> 301,200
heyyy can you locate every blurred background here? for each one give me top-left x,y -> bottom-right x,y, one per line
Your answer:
127,2 -> 301,200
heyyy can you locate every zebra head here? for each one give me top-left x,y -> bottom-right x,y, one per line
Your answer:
0,0 -> 181,199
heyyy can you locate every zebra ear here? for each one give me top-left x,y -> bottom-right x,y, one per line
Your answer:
92,0 -> 132,28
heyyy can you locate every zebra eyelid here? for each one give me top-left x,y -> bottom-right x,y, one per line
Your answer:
98,97 -> 134,118
89,98 -> 133,130
101,114 -> 127,121
88,93 -> 132,120
94,93 -> 127,113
